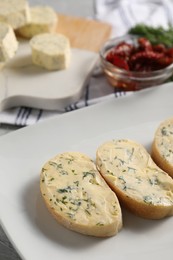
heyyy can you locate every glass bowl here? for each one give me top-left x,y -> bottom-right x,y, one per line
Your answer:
100,34 -> 173,91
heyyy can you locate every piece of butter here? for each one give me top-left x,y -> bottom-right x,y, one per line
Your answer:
30,33 -> 71,70
0,0 -> 30,30
0,22 -> 18,62
17,5 -> 58,38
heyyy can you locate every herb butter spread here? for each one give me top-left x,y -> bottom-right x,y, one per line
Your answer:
17,6 -> 58,39
30,33 -> 70,70
40,152 -> 122,237
0,22 -> 18,62
96,139 -> 173,219
0,0 -> 30,29
152,118 -> 173,178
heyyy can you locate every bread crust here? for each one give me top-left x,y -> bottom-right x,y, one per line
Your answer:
151,118 -> 173,178
40,152 -> 122,237
96,139 -> 173,219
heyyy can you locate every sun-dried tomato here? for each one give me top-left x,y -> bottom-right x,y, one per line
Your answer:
113,42 -> 133,60
157,56 -> 173,68
130,51 -> 164,71
166,47 -> 173,57
106,50 -> 116,64
138,37 -> 152,51
152,44 -> 166,53
106,51 -> 129,70
105,37 -> 173,72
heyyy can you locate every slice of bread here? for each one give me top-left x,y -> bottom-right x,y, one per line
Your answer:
152,118 -> 173,178
96,139 -> 173,219
40,152 -> 122,237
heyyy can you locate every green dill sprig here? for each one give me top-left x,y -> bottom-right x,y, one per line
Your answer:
129,24 -> 173,47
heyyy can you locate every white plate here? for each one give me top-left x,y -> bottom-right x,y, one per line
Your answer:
1,82 -> 173,260
0,40 -> 98,110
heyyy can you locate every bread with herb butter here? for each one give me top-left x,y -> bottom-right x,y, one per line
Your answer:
40,152 -> 122,237
30,33 -> 70,70
96,139 -> 173,219
0,22 -> 18,62
0,0 -> 30,30
17,6 -> 58,38
152,118 -> 173,178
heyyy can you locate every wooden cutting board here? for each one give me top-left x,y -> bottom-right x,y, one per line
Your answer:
56,14 -> 112,52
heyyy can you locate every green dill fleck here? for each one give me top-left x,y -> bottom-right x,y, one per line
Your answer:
57,186 -> 72,193
73,180 -> 79,186
49,177 -> 54,181
83,172 -> 95,179
143,195 -> 153,204
96,222 -> 104,226
60,170 -> 68,175
65,157 -> 74,164
66,212 -> 75,219
114,156 -> 125,165
82,190 -> 87,198
85,209 -> 91,215
122,185 -> 127,191
89,179 -> 99,185
118,176 -> 127,190
127,148 -> 134,161
127,166 -> 136,173
118,176 -> 125,182
161,127 -> 168,136
90,201 -> 96,208
69,206 -> 79,212
70,200 -> 82,206
49,161 -> 62,169
106,170 -> 114,176
149,176 -> 160,185
61,196 -> 68,204
136,176 -> 142,183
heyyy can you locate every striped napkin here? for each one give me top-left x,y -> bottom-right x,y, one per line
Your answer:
0,0 -> 173,126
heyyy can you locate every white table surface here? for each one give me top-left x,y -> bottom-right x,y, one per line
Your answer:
0,0 -> 94,259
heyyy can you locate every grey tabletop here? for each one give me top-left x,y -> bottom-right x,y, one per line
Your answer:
0,1 -> 94,259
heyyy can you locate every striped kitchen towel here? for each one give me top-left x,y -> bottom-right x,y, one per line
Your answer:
0,0 -> 173,126
0,73 -> 128,126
